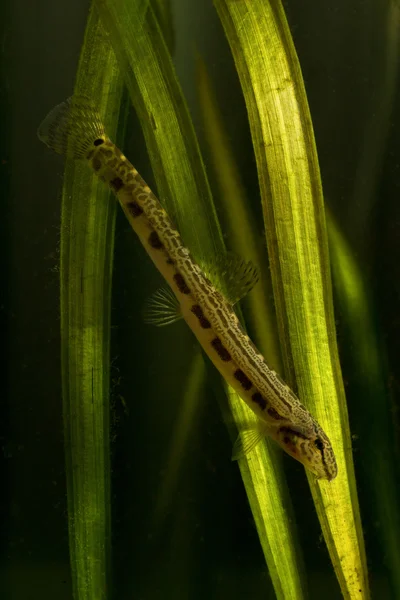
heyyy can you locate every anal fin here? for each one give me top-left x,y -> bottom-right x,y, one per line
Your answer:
232,421 -> 268,460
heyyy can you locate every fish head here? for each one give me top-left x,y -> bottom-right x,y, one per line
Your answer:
273,422 -> 338,481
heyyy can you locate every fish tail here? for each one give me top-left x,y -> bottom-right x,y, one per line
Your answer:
37,96 -> 106,159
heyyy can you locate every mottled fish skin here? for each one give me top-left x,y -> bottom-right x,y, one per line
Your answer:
38,99 -> 338,481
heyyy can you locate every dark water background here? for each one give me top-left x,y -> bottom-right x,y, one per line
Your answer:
1,0 -> 399,598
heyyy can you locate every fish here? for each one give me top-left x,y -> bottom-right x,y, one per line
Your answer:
38,96 -> 337,480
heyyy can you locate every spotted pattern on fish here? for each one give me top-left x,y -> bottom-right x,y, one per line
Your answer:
37,97 -> 337,481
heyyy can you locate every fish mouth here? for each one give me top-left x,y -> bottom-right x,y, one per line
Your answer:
276,426 -> 336,480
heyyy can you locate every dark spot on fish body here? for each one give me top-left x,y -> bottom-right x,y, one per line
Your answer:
86,149 -> 95,160
251,392 -> 267,410
124,183 -> 136,194
267,407 -> 285,421
127,202 -> 143,218
110,177 -> 124,192
166,258 -> 174,265
148,231 -> 163,249
92,158 -> 101,172
191,304 -> 211,329
174,273 -> 191,295
279,426 -> 308,440
94,138 -> 104,146
211,337 -> 231,362
234,369 -> 252,391
99,148 -> 114,158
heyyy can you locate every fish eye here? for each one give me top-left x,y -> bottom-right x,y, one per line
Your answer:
93,138 -> 104,146
314,437 -> 324,452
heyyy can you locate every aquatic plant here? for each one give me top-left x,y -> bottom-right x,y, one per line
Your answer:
49,0 -> 400,598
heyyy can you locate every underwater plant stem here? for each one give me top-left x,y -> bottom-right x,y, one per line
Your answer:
197,55 -> 307,598
214,0 -> 369,598
95,0 -> 224,261
196,55 -> 282,372
60,7 -> 124,599
350,3 -> 400,253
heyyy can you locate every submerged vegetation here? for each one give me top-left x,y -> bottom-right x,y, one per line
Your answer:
37,0 -> 399,599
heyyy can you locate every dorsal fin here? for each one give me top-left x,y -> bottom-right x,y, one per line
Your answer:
38,96 -> 105,159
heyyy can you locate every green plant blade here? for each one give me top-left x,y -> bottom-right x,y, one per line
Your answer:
95,0 -> 224,261
349,2 -> 400,243
197,55 -> 306,599
226,388 -> 307,599
152,350 -> 207,526
214,0 -> 369,598
152,0 -> 175,54
196,55 -> 282,370
96,2 -> 306,596
59,6 -> 124,599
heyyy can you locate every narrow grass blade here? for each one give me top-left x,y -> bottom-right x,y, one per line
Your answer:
214,0 -> 369,598
349,3 -> 400,242
95,0 -> 224,262
58,6 -> 124,599
152,0 -> 175,54
226,387 -> 307,599
152,350 -> 207,526
196,55 -> 282,369
197,56 -> 307,598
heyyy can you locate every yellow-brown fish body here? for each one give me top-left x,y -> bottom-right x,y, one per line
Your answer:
38,98 -> 337,480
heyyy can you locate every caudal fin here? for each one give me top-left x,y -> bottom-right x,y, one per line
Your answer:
37,96 -> 105,159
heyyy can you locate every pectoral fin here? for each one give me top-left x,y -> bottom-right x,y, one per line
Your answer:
232,422 -> 268,460
143,286 -> 182,327
199,252 -> 259,305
